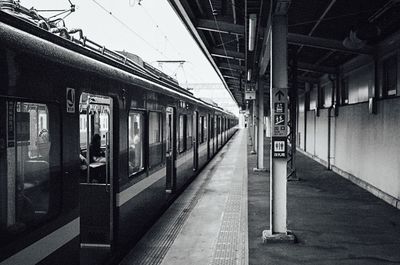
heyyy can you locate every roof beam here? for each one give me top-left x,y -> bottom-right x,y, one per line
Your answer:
218,62 -> 245,72
288,33 -> 374,55
196,19 -> 244,35
211,48 -> 245,60
259,0 -> 291,76
223,75 -> 240,80
297,0 -> 336,54
297,76 -> 320,83
211,48 -> 244,60
297,62 -> 336,74
166,0 -> 238,105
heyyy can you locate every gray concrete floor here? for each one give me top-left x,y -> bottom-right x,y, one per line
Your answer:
120,130 -> 248,265
248,134 -> 400,265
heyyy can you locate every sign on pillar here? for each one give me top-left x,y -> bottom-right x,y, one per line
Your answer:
263,86 -> 296,243
272,87 -> 287,159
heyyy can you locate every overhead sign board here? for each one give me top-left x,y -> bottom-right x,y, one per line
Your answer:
245,91 -> 256,100
271,87 -> 288,158
66,87 -> 75,113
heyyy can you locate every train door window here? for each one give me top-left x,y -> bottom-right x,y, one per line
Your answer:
149,111 -> 163,169
200,116 -> 204,144
128,111 -> 145,176
383,55 -> 397,97
178,114 -> 186,153
187,114 -> 193,150
79,95 -> 112,183
0,100 -> 61,246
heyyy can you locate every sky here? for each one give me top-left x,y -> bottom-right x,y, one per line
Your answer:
20,0 -> 239,113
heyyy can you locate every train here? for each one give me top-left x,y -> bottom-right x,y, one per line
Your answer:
0,3 -> 238,265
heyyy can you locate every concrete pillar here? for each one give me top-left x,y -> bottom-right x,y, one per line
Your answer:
250,99 -> 257,154
256,79 -> 266,170
263,14 -> 295,243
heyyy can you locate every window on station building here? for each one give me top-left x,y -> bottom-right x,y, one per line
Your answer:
0,100 -> 61,246
383,56 -> 397,97
187,115 -> 193,150
341,77 -> 349,104
128,111 -> 144,176
178,114 -> 187,153
148,111 -> 163,168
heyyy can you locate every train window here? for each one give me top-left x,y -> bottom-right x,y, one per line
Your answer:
0,100 -> 61,246
203,116 -> 208,141
200,116 -> 205,144
128,111 -> 144,176
178,114 -> 187,153
149,111 -> 163,168
383,56 -> 397,97
187,115 -> 193,150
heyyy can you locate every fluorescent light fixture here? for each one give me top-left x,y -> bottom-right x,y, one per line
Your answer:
248,14 -> 257,51
247,68 -> 252,81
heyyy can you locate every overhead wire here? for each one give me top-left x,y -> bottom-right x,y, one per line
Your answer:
90,0 -> 192,83
91,0 -> 166,57
91,0 -> 209,85
139,1 -> 206,84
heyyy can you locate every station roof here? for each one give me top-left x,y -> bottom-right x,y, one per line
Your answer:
167,0 -> 400,110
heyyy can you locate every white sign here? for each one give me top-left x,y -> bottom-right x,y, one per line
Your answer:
274,141 -> 285,152
66,87 -> 75,113
271,87 -> 288,137
245,91 -> 256,100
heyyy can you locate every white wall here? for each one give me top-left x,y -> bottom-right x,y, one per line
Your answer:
315,109 -> 328,162
334,99 -> 400,200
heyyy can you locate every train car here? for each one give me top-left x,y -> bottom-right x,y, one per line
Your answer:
0,3 -> 238,265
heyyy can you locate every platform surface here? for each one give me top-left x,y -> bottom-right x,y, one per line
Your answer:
120,130 -> 248,265
120,129 -> 400,265
248,134 -> 400,265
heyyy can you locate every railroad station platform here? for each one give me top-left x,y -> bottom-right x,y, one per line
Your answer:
119,129 -> 400,265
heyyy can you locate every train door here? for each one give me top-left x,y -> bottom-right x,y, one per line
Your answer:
207,114 -> 210,159
193,111 -> 199,171
79,93 -> 114,253
166,107 -> 176,193
216,116 -> 219,149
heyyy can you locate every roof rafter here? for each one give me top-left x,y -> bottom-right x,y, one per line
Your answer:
196,19 -> 244,35
211,48 -> 245,60
288,33 -> 374,55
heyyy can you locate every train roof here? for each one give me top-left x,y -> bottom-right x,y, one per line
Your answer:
0,5 -> 236,117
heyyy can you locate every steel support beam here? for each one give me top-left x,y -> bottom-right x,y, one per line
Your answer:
196,19 -> 244,35
211,48 -> 245,60
167,0 -> 238,106
297,62 -> 336,74
218,62 -> 245,72
288,33 -> 374,55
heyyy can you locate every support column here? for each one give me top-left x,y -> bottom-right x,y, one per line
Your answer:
248,103 -> 254,145
263,14 -> 295,243
250,99 -> 257,154
255,79 -> 266,171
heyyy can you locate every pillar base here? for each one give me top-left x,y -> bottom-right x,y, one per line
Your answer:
262,230 -> 296,244
253,168 -> 268,172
